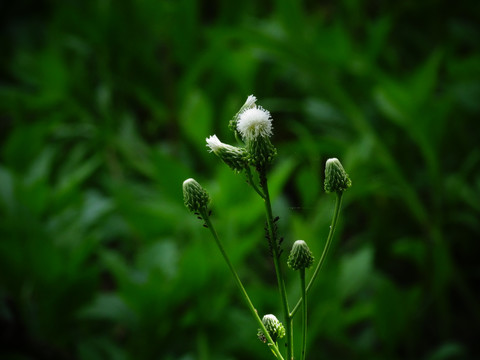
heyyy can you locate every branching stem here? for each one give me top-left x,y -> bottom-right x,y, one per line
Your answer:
291,193 -> 343,318
261,178 -> 293,360
201,211 -> 284,360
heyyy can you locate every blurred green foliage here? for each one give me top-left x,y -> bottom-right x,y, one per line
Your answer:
1,0 -> 479,359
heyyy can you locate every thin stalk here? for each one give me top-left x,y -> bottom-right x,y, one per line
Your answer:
245,167 -> 265,199
262,179 -> 293,360
291,193 -> 343,318
300,269 -> 307,360
202,212 -> 284,360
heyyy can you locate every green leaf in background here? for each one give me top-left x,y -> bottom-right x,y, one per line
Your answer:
180,89 -> 213,152
337,246 -> 373,300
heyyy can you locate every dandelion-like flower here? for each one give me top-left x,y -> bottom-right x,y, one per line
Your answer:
206,135 -> 248,172
237,106 -> 273,141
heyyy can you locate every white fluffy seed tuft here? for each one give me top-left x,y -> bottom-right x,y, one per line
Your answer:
237,106 -> 273,141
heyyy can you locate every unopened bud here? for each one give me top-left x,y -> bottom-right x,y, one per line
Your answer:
246,136 -> 277,170
287,240 -> 314,270
229,94 -> 257,133
183,178 -> 209,213
257,314 -> 285,343
324,158 -> 351,194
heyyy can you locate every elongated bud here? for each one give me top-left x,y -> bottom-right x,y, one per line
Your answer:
183,178 -> 209,213
206,135 -> 248,172
324,158 -> 352,194
229,94 -> 257,133
257,314 -> 286,343
287,240 -> 314,270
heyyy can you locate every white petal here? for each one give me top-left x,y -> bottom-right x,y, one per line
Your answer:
206,135 -> 223,152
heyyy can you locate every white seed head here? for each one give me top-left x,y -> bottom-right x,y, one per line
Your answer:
237,106 -> 273,141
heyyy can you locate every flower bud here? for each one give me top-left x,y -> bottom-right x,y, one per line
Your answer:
324,158 -> 352,194
257,314 -> 286,343
229,94 -> 257,133
206,135 -> 248,172
183,178 -> 209,213
287,240 -> 314,270
245,136 -> 277,171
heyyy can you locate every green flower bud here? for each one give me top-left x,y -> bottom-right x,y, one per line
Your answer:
257,314 -> 286,343
324,158 -> 352,194
245,136 -> 277,170
183,178 -> 209,213
206,135 -> 248,172
287,240 -> 314,270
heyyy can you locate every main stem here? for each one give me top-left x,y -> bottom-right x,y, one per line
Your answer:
300,269 -> 307,360
291,193 -> 343,318
202,212 -> 284,360
261,178 -> 293,360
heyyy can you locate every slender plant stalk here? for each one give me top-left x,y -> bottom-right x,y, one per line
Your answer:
291,192 -> 343,318
261,178 -> 293,360
201,211 -> 285,360
245,167 -> 265,199
300,269 -> 307,360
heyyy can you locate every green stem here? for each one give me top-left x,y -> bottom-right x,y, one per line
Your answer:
202,211 -> 284,360
291,193 -> 343,318
300,269 -> 307,360
245,167 -> 265,199
262,179 -> 293,360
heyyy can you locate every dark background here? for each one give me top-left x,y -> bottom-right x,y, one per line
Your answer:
1,0 -> 479,359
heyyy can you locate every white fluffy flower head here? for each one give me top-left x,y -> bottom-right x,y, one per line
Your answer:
237,106 -> 273,141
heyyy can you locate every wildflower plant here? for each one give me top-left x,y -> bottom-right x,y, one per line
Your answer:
183,95 -> 351,359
